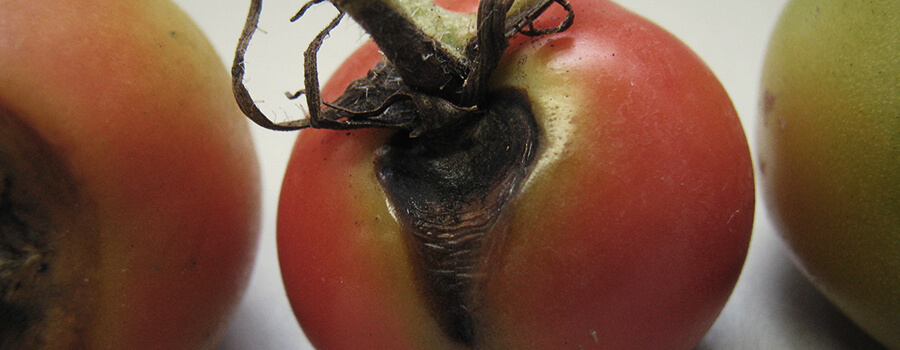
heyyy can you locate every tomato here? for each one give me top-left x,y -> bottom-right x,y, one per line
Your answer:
758,0 -> 899,348
0,0 -> 260,348
272,0 -> 754,348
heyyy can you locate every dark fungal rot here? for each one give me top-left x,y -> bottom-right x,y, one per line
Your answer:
232,0 -> 573,345
375,88 -> 539,345
1,111 -> 93,349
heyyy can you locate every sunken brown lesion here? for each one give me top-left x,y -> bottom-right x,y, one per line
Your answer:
1,170 -> 52,348
233,0 -> 573,346
0,109 -> 92,349
376,89 -> 539,347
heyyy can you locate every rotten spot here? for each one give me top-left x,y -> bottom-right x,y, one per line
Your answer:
232,0 -> 573,346
1,110 -> 92,349
1,118 -> 54,348
762,90 -> 776,120
376,89 -> 538,345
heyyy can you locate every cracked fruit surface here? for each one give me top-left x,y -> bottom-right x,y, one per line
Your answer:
0,0 -> 261,348
275,0 -> 754,348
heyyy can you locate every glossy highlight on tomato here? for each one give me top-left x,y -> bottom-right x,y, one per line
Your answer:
275,0 -> 754,348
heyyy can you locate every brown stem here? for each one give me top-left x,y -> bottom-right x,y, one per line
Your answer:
232,0 -> 574,134
232,0 -> 310,131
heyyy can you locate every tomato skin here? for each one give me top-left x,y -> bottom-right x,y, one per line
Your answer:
758,0 -> 899,348
0,0 -> 260,348
278,0 -> 753,349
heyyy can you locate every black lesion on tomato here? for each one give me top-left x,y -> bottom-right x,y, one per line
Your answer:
0,140 -> 53,349
0,175 -> 52,288
376,89 -> 539,346
234,0 -> 574,346
0,110 -> 88,349
0,187 -> 50,347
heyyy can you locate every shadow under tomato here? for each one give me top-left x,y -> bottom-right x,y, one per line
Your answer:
764,251 -> 888,350
694,228 -> 887,350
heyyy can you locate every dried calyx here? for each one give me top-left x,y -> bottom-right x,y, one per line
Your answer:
232,0 -> 572,135
232,0 -> 572,346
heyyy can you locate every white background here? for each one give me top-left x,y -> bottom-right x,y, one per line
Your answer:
167,0 -> 888,349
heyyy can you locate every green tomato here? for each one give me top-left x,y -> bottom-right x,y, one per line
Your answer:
758,0 -> 899,349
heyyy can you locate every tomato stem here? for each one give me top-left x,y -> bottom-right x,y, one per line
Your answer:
337,0 -> 476,60
332,0 -> 573,103
232,0 -> 573,135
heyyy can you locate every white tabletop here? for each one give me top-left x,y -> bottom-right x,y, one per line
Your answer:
168,1 -> 887,348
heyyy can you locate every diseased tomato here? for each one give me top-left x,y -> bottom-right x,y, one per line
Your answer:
236,0 -> 754,348
0,0 -> 261,348
758,0 -> 900,348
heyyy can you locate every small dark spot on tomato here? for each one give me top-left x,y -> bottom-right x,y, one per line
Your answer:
762,90 -> 777,117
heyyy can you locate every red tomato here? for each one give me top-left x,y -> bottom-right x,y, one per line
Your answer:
0,0 -> 260,348
276,0 -> 753,348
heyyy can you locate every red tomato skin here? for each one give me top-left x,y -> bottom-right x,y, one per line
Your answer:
278,1 -> 753,349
